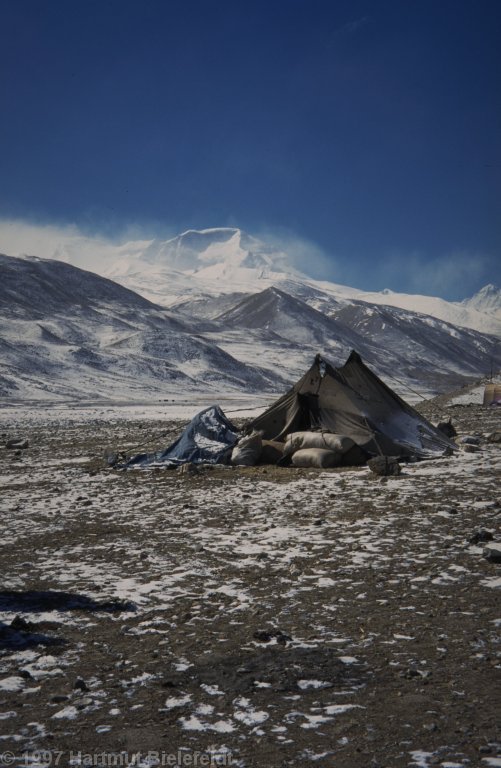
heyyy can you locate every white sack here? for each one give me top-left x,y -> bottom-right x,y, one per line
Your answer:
291,448 -> 342,468
231,431 -> 262,466
284,431 -> 355,457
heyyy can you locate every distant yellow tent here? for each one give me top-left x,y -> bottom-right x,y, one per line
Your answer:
483,383 -> 501,406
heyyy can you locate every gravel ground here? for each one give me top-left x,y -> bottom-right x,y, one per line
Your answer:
0,399 -> 500,768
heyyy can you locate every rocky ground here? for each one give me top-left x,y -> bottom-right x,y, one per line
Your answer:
0,397 -> 500,768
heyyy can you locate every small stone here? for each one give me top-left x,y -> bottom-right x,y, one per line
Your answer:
74,678 -> 89,692
75,697 -> 93,710
6,438 -> 29,449
469,530 -> 493,545
487,431 -> 501,444
51,694 -> 69,703
461,436 -> 480,445
483,545 -> 501,563
253,629 -> 291,644
462,444 -> 479,453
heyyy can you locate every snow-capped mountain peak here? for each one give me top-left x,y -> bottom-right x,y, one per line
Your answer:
103,227 -> 303,304
463,284 -> 501,316
119,227 -> 294,274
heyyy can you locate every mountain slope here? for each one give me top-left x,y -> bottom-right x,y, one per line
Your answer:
204,286 -> 501,398
0,254 -> 287,401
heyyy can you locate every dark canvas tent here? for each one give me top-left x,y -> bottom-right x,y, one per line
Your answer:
249,351 -> 454,459
125,405 -> 239,468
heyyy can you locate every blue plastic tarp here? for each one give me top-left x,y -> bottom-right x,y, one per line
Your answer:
125,405 -> 239,469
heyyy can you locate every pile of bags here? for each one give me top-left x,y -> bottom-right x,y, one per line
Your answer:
231,430 -> 367,468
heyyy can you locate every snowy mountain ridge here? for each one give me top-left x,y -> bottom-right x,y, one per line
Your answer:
96,228 -> 501,337
2,230 -> 500,403
9,226 -> 499,335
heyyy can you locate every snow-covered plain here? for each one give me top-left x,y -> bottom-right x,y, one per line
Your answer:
0,399 -> 499,766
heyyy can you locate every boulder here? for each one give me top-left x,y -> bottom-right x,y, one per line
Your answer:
437,419 -> 457,438
367,456 -> 401,476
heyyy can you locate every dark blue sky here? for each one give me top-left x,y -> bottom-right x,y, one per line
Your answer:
0,0 -> 499,298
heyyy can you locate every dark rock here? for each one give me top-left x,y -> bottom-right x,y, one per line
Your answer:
367,456 -> 401,476
6,438 -> 29,449
469,530 -> 494,545
437,420 -> 457,438
74,677 -> 89,692
51,694 -> 69,703
483,545 -> 501,563
253,629 -> 291,645
10,615 -> 36,632
461,436 -> 480,445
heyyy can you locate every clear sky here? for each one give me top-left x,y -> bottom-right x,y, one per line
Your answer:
0,0 -> 499,299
